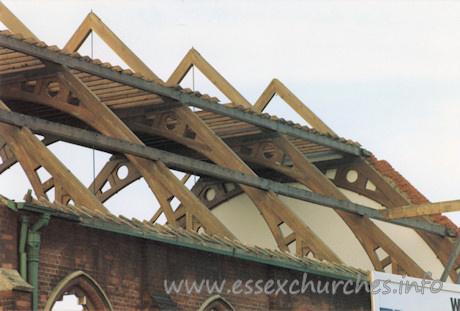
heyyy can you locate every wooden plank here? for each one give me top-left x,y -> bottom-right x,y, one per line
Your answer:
167,48 -> 252,108
275,79 -> 335,134
56,70 -> 234,238
380,200 -> 460,219
0,86 -> 81,117
0,2 -> 38,40
189,49 -> 252,108
0,108 -> 449,237
0,129 -> 47,199
173,106 -> 341,261
271,135 -> 425,277
64,13 -> 92,52
0,100 -> 108,212
341,160 -> 460,280
255,79 -> 335,135
64,12 -> 160,81
253,79 -> 276,112
0,33 -> 369,156
166,50 -> 194,87
126,121 -> 212,153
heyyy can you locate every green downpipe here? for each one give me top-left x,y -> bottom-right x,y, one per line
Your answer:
19,215 -> 29,280
27,213 -> 50,311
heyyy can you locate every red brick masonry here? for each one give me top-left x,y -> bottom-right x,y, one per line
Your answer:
0,205 -> 370,310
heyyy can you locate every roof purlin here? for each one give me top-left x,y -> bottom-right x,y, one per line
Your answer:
0,33 -> 368,157
0,108 -> 452,238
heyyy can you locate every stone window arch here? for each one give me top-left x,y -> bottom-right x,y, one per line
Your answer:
198,295 -> 234,311
44,270 -> 113,311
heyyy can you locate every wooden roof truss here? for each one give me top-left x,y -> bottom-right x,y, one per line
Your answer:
0,3 -> 459,280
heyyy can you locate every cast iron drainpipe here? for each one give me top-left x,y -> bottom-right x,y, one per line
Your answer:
27,213 -> 50,311
19,215 -> 29,280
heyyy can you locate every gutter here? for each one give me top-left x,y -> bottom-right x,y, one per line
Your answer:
9,200 -> 367,283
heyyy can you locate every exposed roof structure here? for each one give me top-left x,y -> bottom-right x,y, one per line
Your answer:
0,2 -> 459,283
2,196 -> 367,282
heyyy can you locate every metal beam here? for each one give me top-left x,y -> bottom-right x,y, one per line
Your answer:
0,109 -> 452,238
0,33 -> 369,157
441,237 -> 460,282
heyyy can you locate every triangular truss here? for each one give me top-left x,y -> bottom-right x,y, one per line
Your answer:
167,48 -> 336,136
64,11 -> 160,81
167,48 -> 253,108
1,2 -> 460,281
0,2 -> 38,41
254,79 -> 336,135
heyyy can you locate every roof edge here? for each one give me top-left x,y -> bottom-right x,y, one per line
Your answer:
368,154 -> 458,233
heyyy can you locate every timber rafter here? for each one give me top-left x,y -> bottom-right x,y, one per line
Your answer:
54,68 -> 234,238
0,33 -> 368,157
254,79 -> 335,135
0,108 -> 451,239
0,6 -> 457,279
164,47 -> 429,276
0,99 -> 107,212
64,12 -> 160,81
328,161 -> 460,280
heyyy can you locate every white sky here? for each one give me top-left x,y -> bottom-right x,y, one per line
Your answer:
1,1 -> 459,224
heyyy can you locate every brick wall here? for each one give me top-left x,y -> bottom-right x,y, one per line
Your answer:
0,207 -> 371,310
0,206 -> 18,270
0,290 -> 31,311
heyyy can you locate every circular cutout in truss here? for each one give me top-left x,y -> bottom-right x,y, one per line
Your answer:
346,170 -> 359,183
46,81 -> 60,98
164,114 -> 177,130
197,226 -> 205,234
117,165 -> 129,180
204,188 -> 216,201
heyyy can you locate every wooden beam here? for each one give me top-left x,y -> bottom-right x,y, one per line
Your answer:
253,79 -> 276,112
63,12 -> 92,52
167,48 -> 252,108
0,108 -> 450,238
271,135 -> 426,277
0,100 -> 108,213
55,69 -> 234,238
88,157 -> 141,203
329,160 -> 460,280
64,12 -> 160,81
0,33 -> 369,157
166,50 -> 194,87
0,2 -> 38,40
173,106 -> 341,262
380,200 -> 460,219
254,79 -> 336,135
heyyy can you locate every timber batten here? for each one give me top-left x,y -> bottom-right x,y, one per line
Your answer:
0,4 -> 458,287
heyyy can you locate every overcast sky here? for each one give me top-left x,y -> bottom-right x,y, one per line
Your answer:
1,1 -> 459,224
